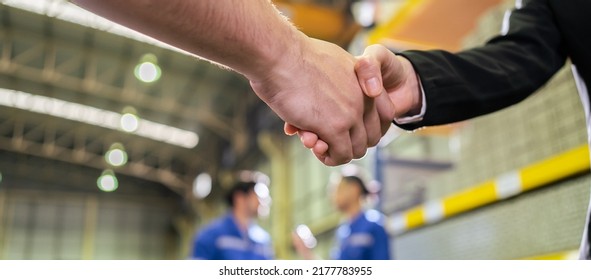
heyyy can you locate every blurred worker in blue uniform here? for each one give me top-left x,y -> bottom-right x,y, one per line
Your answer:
330,175 -> 391,260
293,170 -> 391,260
191,175 -> 273,260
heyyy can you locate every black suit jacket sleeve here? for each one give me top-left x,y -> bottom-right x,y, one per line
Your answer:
397,0 -> 568,131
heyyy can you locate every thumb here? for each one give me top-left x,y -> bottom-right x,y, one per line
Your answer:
355,55 -> 383,98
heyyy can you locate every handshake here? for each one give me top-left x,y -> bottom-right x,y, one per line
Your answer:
249,39 -> 423,166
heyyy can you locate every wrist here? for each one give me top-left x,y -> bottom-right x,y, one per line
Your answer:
247,30 -> 314,109
396,55 -> 422,117
247,30 -> 309,84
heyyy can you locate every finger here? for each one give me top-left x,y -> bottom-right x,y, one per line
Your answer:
312,151 -> 327,164
375,90 -> 396,121
349,120 -> 369,160
284,123 -> 300,136
381,121 -> 392,137
297,130 -> 319,149
311,139 -> 328,157
363,97 -> 383,147
375,92 -> 396,135
288,122 -> 351,166
285,123 -> 323,150
322,129 -> 353,166
308,143 -> 327,164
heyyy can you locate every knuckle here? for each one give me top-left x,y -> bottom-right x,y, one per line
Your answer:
334,119 -> 352,132
368,136 -> 380,147
353,147 -> 367,159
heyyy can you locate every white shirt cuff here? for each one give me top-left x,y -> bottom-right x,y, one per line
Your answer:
393,75 -> 426,124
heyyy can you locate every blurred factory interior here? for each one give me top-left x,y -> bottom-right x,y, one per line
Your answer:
0,0 -> 589,260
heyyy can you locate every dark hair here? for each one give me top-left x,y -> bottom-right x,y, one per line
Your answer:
225,181 -> 257,207
342,175 -> 368,196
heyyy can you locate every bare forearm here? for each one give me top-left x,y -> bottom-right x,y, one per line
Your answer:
72,0 -> 304,81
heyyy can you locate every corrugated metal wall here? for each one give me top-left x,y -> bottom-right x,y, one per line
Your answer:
0,189 -> 179,260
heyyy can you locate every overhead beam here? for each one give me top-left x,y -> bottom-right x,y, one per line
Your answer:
0,136 -> 188,193
0,109 -> 202,193
0,8 -> 238,141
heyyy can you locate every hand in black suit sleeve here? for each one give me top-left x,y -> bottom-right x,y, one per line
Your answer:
397,0 -> 567,130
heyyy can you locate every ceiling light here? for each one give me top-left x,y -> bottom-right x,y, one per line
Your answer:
0,89 -> 199,148
97,170 -> 118,192
134,54 -> 161,83
105,143 -> 128,167
120,113 -> 139,132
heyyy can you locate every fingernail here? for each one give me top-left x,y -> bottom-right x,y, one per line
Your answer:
366,77 -> 380,96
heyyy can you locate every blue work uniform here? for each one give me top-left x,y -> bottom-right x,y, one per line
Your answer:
192,214 -> 273,260
331,209 -> 391,260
